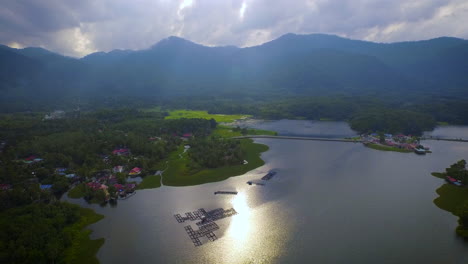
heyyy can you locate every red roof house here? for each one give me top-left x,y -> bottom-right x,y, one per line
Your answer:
129,167 -> 141,176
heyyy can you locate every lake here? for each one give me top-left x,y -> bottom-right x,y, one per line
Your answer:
65,121 -> 468,264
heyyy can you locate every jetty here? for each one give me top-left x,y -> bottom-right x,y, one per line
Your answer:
247,181 -> 265,186
421,137 -> 468,143
174,208 -> 238,246
214,191 -> 238,195
233,135 -> 362,142
262,171 -> 277,181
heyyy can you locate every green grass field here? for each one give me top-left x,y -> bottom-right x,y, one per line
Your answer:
213,125 -> 277,138
433,184 -> 468,215
137,175 -> 162,190
165,110 -> 250,123
63,207 -> 105,264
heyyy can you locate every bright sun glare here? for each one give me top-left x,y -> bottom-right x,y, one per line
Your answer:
239,1 -> 247,19
228,192 -> 251,241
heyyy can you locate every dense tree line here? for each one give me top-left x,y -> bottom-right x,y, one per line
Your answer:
0,202 -> 84,264
349,109 -> 436,135
446,160 -> 468,185
188,137 -> 244,170
160,96 -> 459,135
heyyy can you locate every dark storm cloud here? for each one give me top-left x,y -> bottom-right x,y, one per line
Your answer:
1,0 -> 467,57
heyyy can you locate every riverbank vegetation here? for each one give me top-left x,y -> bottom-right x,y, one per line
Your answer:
212,125 -> 277,137
0,202 -> 103,264
431,160 -> 468,238
161,139 -> 268,186
136,175 -> 162,190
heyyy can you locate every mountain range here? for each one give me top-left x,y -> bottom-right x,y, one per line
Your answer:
1,33 -> 468,107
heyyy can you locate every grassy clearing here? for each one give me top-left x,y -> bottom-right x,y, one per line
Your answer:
165,110 -> 250,123
137,175 -> 162,189
68,183 -> 86,198
162,139 -> 268,186
433,184 -> 468,215
437,121 -> 450,126
364,143 -> 413,153
63,207 -> 105,264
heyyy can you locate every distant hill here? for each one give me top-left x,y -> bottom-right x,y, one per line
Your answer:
1,34 -> 467,107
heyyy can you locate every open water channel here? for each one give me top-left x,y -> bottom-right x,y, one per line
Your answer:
65,121 -> 468,264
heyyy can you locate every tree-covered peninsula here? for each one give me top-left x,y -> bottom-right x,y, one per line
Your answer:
431,160 -> 468,238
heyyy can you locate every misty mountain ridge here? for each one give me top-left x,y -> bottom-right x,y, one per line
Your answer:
1,33 -> 468,105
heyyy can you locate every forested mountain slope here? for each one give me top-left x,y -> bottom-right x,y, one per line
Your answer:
1,34 -> 467,108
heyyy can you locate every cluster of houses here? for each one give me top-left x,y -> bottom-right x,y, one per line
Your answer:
362,133 -> 429,154
83,148 -> 144,201
0,167 -> 79,193
56,167 -> 80,182
2,146 -> 144,202
87,168 -> 138,201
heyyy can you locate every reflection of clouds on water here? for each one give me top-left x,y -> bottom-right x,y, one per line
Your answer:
453,144 -> 468,152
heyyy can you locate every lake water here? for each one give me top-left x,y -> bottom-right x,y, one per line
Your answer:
65,121 -> 468,264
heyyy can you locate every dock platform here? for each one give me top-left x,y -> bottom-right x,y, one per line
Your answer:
261,171 -> 277,181
214,191 -> 238,195
247,181 -> 265,186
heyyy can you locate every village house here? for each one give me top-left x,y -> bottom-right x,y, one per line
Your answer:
22,155 -> 43,164
55,168 -> 67,175
129,167 -> 142,176
112,148 -> 130,156
113,165 -> 124,173
40,184 -> 52,191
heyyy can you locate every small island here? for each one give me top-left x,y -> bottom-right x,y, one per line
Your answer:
360,133 -> 430,154
431,160 -> 468,238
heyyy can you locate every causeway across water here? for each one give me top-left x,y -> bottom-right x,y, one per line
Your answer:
233,135 -> 468,143
232,135 -> 362,142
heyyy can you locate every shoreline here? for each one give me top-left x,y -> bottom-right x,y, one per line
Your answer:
430,170 -> 468,239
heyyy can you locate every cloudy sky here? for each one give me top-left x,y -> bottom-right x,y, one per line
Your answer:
1,0 -> 467,57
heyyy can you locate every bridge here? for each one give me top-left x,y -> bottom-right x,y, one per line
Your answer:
420,137 -> 468,143
232,135 -> 362,142
233,135 -> 468,143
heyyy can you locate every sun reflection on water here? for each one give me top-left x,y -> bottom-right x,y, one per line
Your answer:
228,192 -> 252,242
215,191 -> 284,263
